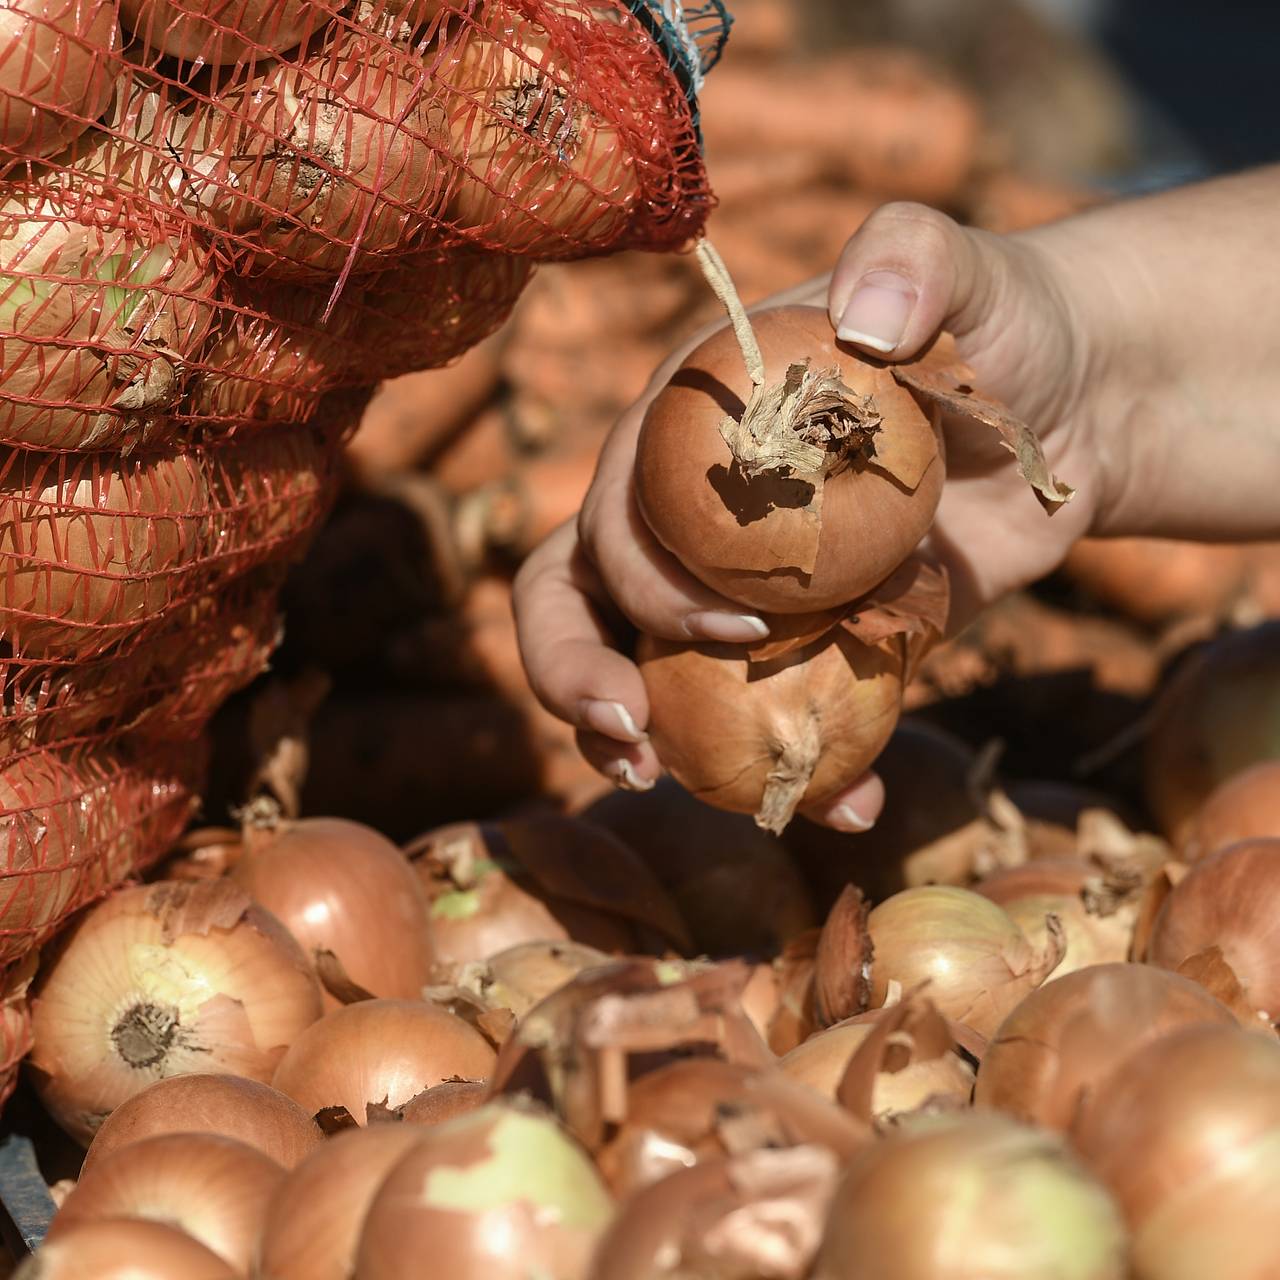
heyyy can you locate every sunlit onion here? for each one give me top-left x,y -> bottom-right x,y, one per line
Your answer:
28,880 -> 323,1144
400,1078 -> 488,1126
866,885 -> 1065,1038
1181,761 -> 1280,862
270,998 -> 496,1124
813,1113 -> 1127,1280
976,962 -> 1236,1132
47,1132 -> 283,1271
230,813 -> 435,1011
1072,1024 -> 1280,1280
16,1218 -> 238,1279
81,1072 -> 323,1175
257,1123 -> 428,1280
355,1101 -> 614,1280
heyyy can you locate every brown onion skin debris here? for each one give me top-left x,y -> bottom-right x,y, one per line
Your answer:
636,306 -> 943,613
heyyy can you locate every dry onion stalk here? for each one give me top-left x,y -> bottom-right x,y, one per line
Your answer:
28,880 -> 323,1145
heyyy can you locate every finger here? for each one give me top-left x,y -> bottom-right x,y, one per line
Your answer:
575,730 -> 663,793
512,522 -> 652,742
825,201 -> 1012,359
802,771 -> 886,833
580,408 -> 771,645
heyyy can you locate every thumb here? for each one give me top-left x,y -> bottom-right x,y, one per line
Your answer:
827,201 -> 1011,361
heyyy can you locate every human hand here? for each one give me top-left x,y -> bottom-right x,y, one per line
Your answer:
514,201 -> 1106,828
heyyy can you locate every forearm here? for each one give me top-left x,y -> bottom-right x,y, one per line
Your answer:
1032,167 -> 1280,541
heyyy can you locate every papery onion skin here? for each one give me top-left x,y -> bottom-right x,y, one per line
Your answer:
401,1079 -> 489,1126
636,307 -> 943,613
355,1102 -> 614,1280
813,1113 -> 1128,1280
257,1123 -> 429,1280
81,1072 -> 323,1175
0,0 -> 121,160
462,941 -> 609,1020
638,625 -> 905,834
118,0 -> 327,63
28,881 -> 323,1145
16,1218 -> 239,1279
1181,762 -> 1280,862
47,1132 -> 283,1272
866,886 -> 1063,1039
269,998 -> 496,1123
975,962 -> 1236,1132
1146,838 -> 1280,1024
1072,1024 -> 1280,1280
230,815 -> 436,1011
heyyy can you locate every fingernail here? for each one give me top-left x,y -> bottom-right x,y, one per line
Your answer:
685,611 -> 770,642
829,804 -> 875,833
605,759 -> 655,792
581,699 -> 647,744
836,270 -> 916,353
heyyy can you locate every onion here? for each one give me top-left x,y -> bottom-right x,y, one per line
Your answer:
780,1001 -> 976,1124
400,1078 -> 488,1126
976,859 -> 1139,977
437,1 -> 643,256
28,880 -> 323,1145
1144,622 -> 1280,845
118,0 -> 328,62
1181,761 -> 1280,862
784,720 -> 978,909
458,940 -> 609,1019
407,814 -> 690,969
257,1123 -> 428,1280
16,1219 -> 239,1279
865,886 -> 1065,1038
81,1072 -> 324,1174
269,998 -> 496,1124
47,1132 -> 283,1271
355,1101 -> 614,1280
1146,838 -> 1280,1025
0,0 -> 120,160
184,33 -> 448,278
230,811 -> 435,1011
1072,1024 -> 1280,1280
813,1112 -> 1128,1280
638,615 -> 907,834
975,962 -> 1236,1132
582,780 -> 815,956
636,305 -> 942,613
0,183 -> 219,450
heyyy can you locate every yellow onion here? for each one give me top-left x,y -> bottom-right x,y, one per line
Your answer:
230,812 -> 435,1011
28,880 -> 323,1144
47,1132 -> 283,1271
81,1072 -> 323,1174
582,779 -> 815,956
119,0 -> 328,63
16,1218 -> 239,1279
0,184 -> 219,450
355,1101 -> 614,1280
257,1123 -> 428,1280
0,0 -> 121,161
639,617 -> 907,834
636,306 -> 942,613
866,885 -> 1065,1038
400,1078 -> 488,1126
1144,622 -> 1280,845
436,1 -> 643,256
183,33 -> 448,278
1072,1024 -> 1280,1280
458,940 -> 609,1020
976,962 -> 1236,1132
1146,838 -> 1280,1025
407,814 -> 690,969
813,1113 -> 1128,1280
269,998 -> 496,1124
1181,761 -> 1280,862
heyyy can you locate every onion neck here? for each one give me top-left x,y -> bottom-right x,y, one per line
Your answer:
111,1000 -> 182,1070
757,719 -> 822,835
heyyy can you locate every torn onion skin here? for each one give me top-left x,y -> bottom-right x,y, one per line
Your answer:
636,306 -> 944,613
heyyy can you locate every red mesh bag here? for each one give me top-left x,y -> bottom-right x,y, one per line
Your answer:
0,421 -> 341,661
0,740 -> 203,968
0,953 -> 34,1108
